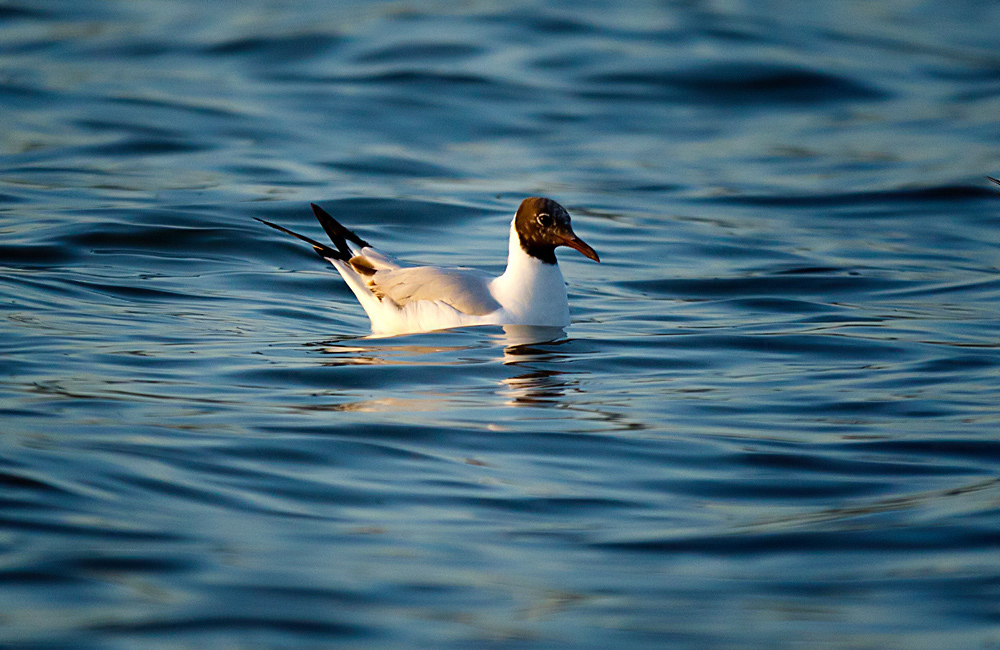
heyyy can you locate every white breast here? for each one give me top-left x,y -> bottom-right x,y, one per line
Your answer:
488,223 -> 571,327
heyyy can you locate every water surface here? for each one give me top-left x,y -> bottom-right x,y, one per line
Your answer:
3,1 -> 1000,648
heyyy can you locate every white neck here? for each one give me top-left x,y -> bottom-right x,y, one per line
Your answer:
489,221 -> 570,326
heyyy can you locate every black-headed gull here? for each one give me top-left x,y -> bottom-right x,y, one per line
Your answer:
257,197 -> 599,335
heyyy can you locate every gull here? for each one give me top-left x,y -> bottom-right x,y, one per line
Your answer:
256,197 -> 600,335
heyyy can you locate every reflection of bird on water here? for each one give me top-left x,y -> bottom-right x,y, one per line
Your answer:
498,326 -> 576,406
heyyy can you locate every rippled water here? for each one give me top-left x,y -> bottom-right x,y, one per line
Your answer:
3,1 -> 1000,648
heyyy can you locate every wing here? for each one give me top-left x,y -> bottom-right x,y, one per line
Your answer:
368,267 -> 501,316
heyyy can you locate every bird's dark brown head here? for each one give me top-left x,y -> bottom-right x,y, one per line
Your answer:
513,197 -> 599,265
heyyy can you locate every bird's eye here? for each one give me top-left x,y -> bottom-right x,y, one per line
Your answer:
536,213 -> 554,228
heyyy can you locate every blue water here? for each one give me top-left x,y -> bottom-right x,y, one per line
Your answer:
3,1 -> 1000,648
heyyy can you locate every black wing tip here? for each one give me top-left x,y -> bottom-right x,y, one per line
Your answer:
256,202 -> 373,263
253,216 -> 283,230
988,176 -> 1000,187
255,215 -> 345,261
310,202 -> 371,249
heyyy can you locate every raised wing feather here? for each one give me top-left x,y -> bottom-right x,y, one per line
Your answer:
369,266 -> 500,316
356,246 -> 400,271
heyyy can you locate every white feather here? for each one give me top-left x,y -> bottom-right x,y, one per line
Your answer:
323,219 -> 572,335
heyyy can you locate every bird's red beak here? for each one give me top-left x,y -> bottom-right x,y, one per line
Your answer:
558,234 -> 600,262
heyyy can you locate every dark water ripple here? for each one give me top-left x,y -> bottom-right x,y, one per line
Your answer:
2,1 -> 1000,648
584,63 -> 888,104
